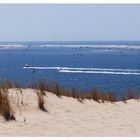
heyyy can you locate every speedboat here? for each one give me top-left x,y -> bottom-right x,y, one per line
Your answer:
22,64 -> 36,73
22,64 -> 30,68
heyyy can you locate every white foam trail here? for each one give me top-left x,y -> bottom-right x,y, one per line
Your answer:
23,66 -> 140,72
23,66 -> 140,75
23,66 -> 60,70
57,67 -> 140,72
58,70 -> 140,75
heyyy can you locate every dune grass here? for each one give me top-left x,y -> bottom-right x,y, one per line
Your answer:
20,79 -> 140,103
36,90 -> 47,112
0,89 -> 15,121
0,79 -> 139,103
0,78 -> 139,121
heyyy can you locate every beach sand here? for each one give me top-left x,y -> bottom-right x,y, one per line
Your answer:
0,44 -> 140,49
0,89 -> 140,136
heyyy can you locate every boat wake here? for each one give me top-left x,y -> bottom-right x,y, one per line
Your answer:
23,66 -> 140,75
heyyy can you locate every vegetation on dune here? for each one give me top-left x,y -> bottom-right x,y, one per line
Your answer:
0,89 -> 15,121
0,78 -> 139,121
36,90 -> 47,112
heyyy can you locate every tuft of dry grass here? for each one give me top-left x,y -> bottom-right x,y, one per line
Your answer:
53,82 -> 62,97
121,95 -> 127,103
108,91 -> 116,103
76,89 -> 85,103
70,86 -> 77,99
30,79 -> 49,96
0,89 -> 15,121
36,90 -> 47,112
0,80 -> 12,93
124,89 -> 136,100
90,87 -> 100,103
13,80 -> 22,93
0,80 -> 22,93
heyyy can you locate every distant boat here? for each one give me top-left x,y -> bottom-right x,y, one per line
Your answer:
22,64 -> 36,73
22,55 -> 36,73
23,64 -> 30,68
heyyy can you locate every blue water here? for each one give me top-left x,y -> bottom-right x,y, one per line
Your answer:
0,41 -> 140,97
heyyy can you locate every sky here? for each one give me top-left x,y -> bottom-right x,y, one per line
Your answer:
0,4 -> 140,41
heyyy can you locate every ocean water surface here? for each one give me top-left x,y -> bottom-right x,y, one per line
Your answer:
0,41 -> 140,97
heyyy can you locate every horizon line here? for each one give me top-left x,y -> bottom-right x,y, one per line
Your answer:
1,40 -> 140,42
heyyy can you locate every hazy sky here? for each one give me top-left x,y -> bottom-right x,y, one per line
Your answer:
0,4 -> 140,41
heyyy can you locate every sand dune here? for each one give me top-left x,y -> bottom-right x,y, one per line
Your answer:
0,89 -> 140,136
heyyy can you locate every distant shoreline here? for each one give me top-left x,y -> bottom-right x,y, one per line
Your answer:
0,44 -> 140,49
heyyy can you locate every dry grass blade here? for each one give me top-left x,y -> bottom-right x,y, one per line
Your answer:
53,82 -> 62,97
90,87 -> 100,103
30,80 -> 48,96
13,81 -> 22,93
36,91 -> 47,112
0,89 -> 15,121
108,91 -> 116,103
70,86 -> 77,98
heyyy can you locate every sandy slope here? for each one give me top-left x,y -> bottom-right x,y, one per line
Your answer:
0,89 -> 140,137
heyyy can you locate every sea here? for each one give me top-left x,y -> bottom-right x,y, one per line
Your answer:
0,41 -> 140,97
